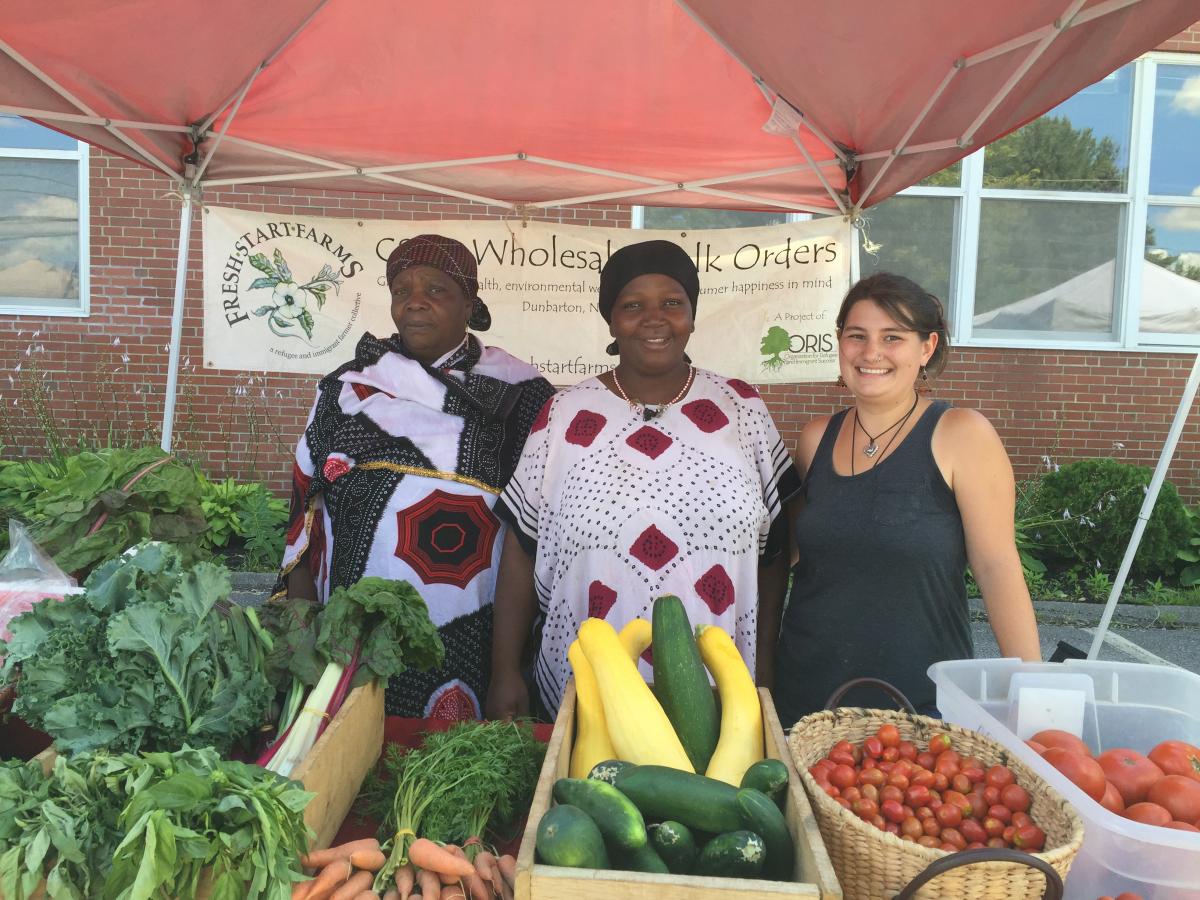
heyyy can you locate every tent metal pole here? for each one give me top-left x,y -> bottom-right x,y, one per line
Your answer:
0,37 -> 179,179
160,188 -> 194,453
1087,351 -> 1200,660
857,62 -> 963,209
0,105 -> 190,133
202,152 -> 521,187
856,139 -> 963,162
193,64 -> 261,182
961,0 -> 1087,146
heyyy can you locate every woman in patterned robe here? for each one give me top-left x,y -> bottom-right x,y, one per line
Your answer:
276,234 -> 555,718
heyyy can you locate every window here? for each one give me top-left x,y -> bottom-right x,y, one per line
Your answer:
860,54 -> 1200,351
0,116 -> 89,315
635,206 -> 795,230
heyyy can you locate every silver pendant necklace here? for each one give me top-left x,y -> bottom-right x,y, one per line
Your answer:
854,392 -> 919,457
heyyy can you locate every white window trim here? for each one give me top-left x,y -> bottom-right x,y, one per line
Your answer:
0,135 -> 90,318
631,207 -> 809,228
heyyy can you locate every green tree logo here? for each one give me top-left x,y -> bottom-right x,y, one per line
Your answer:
760,326 -> 790,371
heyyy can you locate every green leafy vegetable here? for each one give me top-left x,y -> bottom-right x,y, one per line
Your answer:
0,543 -> 274,756
0,747 -> 311,900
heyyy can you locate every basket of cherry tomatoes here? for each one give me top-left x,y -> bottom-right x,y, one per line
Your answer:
788,700 -> 1084,900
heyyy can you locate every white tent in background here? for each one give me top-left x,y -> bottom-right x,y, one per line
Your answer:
973,259 -> 1200,334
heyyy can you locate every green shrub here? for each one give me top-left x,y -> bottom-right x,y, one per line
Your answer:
1028,458 -> 1188,579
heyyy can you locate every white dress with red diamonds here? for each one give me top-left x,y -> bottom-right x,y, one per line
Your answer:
495,368 -> 798,716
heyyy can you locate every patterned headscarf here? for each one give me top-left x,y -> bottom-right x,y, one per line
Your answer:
386,234 -> 491,330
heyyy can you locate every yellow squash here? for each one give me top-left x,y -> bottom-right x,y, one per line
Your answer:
617,617 -> 652,660
696,624 -> 763,785
567,638 -> 617,778
578,617 -> 694,771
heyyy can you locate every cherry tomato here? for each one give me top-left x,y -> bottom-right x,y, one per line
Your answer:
982,816 -> 1005,838
862,756 -> 877,771
999,783 -> 1031,814
1146,775 -> 1200,823
880,784 -> 904,804
983,785 -> 1000,806
932,772 -> 950,792
1011,811 -> 1032,829
922,816 -> 941,837
928,733 -> 952,755
916,751 -> 937,771
852,797 -> 879,821
951,773 -> 972,795
829,749 -> 856,768
901,816 -> 923,838
935,803 -> 963,828
861,783 -> 879,804
911,769 -> 935,788
987,804 -> 1012,824
959,818 -> 987,844
881,799 -> 906,824
916,835 -> 940,848
985,765 -> 1015,790
884,821 -> 900,835
858,767 -> 885,787
1002,825 -> 1016,844
877,724 -> 901,749
897,740 -> 917,761
914,805 -> 934,820
830,765 -> 857,789
871,814 -> 885,830
887,773 -> 910,792
863,735 -> 884,759
822,783 -> 840,798
942,790 -> 972,816
835,796 -> 852,809
985,836 -> 1006,848
842,785 -> 862,804
961,766 -> 986,785
1012,823 -> 1045,851
1097,748 -> 1165,805
1043,747 -> 1107,801
881,747 -> 900,763
905,785 -> 931,808
940,827 -> 966,850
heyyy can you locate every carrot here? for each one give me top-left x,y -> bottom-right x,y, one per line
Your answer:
351,892 -> 381,900
307,858 -> 352,900
441,886 -> 466,900
407,839 -> 475,879
330,870 -> 374,900
473,851 -> 508,900
382,891 -> 401,900
302,838 -> 382,870
496,855 -> 516,890
445,845 -> 488,900
416,867 -> 441,900
394,863 -> 415,900
349,849 -> 387,872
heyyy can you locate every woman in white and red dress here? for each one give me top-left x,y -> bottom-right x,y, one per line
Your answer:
487,240 -> 799,720
276,235 -> 555,719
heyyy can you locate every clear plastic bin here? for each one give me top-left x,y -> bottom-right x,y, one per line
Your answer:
929,658 -> 1200,900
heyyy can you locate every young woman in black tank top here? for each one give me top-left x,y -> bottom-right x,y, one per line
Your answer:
773,273 -> 1041,727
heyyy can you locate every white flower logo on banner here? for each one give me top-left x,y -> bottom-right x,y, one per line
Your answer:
248,248 -> 344,341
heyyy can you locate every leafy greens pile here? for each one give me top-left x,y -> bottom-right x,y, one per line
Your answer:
0,746 -> 311,900
0,542 -> 274,756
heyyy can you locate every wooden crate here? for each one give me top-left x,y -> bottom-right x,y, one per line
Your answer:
515,681 -> 843,900
29,679 -> 383,851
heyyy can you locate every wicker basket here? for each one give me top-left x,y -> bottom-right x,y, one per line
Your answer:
788,707 -> 1084,900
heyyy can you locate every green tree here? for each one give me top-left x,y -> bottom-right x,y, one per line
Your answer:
760,326 -> 791,370
983,116 -> 1124,192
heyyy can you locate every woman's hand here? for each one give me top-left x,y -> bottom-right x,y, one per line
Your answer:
485,668 -> 530,721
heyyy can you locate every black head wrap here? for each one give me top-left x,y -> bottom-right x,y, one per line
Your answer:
598,240 -> 700,323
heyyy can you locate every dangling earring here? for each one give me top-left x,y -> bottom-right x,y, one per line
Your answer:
605,340 -> 619,356
917,365 -> 931,392
835,375 -> 847,388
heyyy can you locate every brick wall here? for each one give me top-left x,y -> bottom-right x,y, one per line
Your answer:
1159,24 -> 1200,52
2,22 -> 1199,501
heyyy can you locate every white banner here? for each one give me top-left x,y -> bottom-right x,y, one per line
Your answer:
202,208 -> 850,384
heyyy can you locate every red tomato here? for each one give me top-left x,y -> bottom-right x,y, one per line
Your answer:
940,827 -> 966,850
983,785 -> 1001,806
987,804 -> 1011,824
829,749 -> 856,768
1026,739 -> 1047,755
959,818 -> 986,844
935,803 -> 963,828
901,816 -> 924,839
985,836 -> 1006,848
1147,740 -> 1200,784
1012,823 -> 1045,851
982,816 -> 1005,838
961,765 -> 986,785
1123,802 -> 1173,826
1114,894 -> 1145,900
932,772 -> 950,792
877,724 -> 901,749
861,784 -> 880,804
858,767 -> 885,787
1043,747 -> 1107,801
884,821 -> 900,835
1099,781 -> 1125,815
1031,729 -> 1092,757
951,773 -> 972,795
922,816 -> 941,837
1146,774 -> 1200,823
985,765 -> 1016,790
881,799 -> 906,824
910,769 -> 935,788
928,733 -> 952,755
1011,811 -> 1033,829
1096,748 -> 1165,805
863,735 -> 884,759
905,784 -> 931,808
916,835 -> 940,848
881,747 -> 899,763
916,751 -> 937,771
1000,783 -> 1031,814
943,790 -> 972,816
1166,820 -> 1200,831
842,786 -> 862,803
852,797 -> 879,821
830,765 -> 857,789
880,784 -> 904,805
897,740 -> 917,761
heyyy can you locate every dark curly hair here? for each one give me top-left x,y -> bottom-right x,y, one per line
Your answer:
836,272 -> 950,376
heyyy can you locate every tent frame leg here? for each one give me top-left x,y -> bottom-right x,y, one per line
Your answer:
160,188 -> 194,453
1087,352 -> 1200,659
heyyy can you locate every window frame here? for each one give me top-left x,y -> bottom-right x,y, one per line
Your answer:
0,129 -> 90,317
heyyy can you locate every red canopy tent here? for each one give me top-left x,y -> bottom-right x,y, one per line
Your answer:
1,0 -> 1197,654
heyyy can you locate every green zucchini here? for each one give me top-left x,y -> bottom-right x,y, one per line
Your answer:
613,764 -> 741,833
695,830 -> 766,879
648,820 -> 699,875
536,804 -> 609,869
612,840 -> 670,874
588,758 -> 636,786
735,787 -> 793,881
651,595 -> 720,772
740,758 -> 790,808
552,777 -> 647,850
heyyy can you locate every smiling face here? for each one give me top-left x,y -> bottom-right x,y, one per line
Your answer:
609,273 -> 695,377
390,265 -> 473,364
838,298 -> 937,402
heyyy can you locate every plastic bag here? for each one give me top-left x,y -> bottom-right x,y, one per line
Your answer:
0,520 -> 82,644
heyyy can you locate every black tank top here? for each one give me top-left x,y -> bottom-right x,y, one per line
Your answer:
774,401 -> 973,727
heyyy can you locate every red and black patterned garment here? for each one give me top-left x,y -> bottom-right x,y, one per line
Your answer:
276,331 -> 555,718
494,368 -> 799,717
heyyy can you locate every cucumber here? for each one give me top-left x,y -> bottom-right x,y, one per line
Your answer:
552,777 -> 647,850
588,759 -> 636,786
740,759 -> 790,808
613,765 -> 741,833
612,840 -> 670,874
648,820 -> 699,874
651,595 -> 720,772
735,787 -> 793,881
695,830 -> 766,879
536,804 -> 609,869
